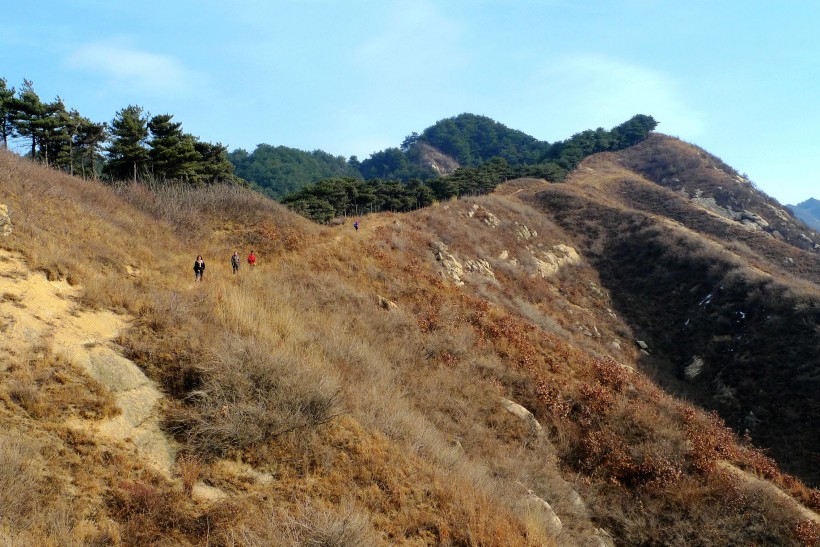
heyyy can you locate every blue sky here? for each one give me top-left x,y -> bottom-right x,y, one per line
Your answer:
2,1 -> 818,204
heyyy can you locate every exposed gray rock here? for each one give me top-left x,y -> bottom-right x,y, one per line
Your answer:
515,222 -> 537,240
532,244 -> 580,277
636,340 -> 649,351
684,356 -> 705,380
463,258 -> 495,278
432,242 -> 465,285
568,489 -> 587,512
741,210 -> 769,228
519,490 -> 563,536
465,204 -> 501,227
501,398 -> 543,434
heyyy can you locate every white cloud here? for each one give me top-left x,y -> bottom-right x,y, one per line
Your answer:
522,54 -> 705,140
66,41 -> 203,96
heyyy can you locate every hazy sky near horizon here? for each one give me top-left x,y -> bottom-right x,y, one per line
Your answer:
2,1 -> 818,204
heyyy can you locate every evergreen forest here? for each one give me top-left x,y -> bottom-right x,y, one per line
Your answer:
0,76 -> 657,224
280,114 -> 658,222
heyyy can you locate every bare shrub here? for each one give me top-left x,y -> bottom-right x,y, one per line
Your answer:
221,502 -> 377,547
8,379 -> 42,417
168,335 -> 341,459
176,455 -> 202,496
0,433 -> 43,531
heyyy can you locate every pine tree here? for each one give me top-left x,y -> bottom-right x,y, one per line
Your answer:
0,79 -> 15,148
108,105 -> 149,182
75,118 -> 107,179
13,80 -> 44,159
193,140 -> 236,184
147,114 -> 200,182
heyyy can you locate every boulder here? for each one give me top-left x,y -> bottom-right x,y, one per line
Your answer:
684,356 -> 705,380
532,244 -> 580,277
432,242 -> 465,285
520,490 -> 562,536
501,398 -> 543,434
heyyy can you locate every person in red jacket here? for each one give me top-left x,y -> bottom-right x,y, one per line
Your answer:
247,250 -> 257,268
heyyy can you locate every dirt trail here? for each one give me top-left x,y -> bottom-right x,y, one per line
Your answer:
0,250 -> 175,473
718,461 -> 820,524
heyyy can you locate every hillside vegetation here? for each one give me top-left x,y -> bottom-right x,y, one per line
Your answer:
2,139 -> 820,546
535,138 -> 820,487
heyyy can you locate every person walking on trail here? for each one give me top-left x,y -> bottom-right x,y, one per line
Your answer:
231,251 -> 241,274
247,250 -> 257,268
193,255 -> 205,282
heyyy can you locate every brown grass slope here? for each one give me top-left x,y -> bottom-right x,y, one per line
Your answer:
531,139 -> 820,489
619,134 -> 820,255
2,147 -> 820,546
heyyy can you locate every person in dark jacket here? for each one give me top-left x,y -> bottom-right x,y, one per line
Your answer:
231,251 -> 240,274
194,255 -> 205,281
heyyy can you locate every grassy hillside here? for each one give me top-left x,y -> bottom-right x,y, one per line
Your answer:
534,144 -> 820,487
1,147 -> 819,545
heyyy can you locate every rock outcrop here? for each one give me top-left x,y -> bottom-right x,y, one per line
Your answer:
532,244 -> 581,277
501,398 -> 544,435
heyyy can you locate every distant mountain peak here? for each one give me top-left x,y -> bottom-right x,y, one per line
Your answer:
787,197 -> 820,231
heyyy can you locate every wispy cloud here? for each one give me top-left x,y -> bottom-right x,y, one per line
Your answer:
353,1 -> 464,84
523,54 -> 705,139
66,41 -> 203,96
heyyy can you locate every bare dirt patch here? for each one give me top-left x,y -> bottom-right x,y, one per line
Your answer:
0,250 -> 175,473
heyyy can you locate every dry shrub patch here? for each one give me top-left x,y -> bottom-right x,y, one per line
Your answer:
3,149 -> 819,545
0,433 -> 45,531
1,349 -> 118,421
167,335 -> 341,460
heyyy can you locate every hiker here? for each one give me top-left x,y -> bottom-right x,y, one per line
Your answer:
353,220 -> 359,231
231,251 -> 240,274
193,255 -> 205,282
247,250 -> 257,268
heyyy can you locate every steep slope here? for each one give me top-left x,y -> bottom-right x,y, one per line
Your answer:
2,147 -> 820,546
532,139 -> 820,488
618,134 -> 820,252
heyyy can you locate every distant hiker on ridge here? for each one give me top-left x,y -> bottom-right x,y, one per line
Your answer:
247,250 -> 257,268
231,251 -> 241,274
194,255 -> 205,282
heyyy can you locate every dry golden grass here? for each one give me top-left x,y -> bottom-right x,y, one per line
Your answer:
2,147 -> 819,545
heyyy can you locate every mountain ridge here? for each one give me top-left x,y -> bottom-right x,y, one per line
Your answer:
1,133 -> 819,545
788,197 -> 820,231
